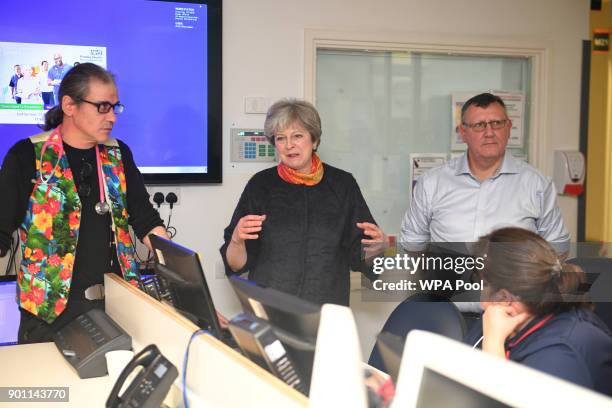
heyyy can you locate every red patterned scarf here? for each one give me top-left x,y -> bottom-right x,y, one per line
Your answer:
277,153 -> 324,186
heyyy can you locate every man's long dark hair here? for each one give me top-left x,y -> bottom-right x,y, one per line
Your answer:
42,63 -> 116,131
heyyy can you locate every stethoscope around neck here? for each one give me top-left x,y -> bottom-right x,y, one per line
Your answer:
39,127 -> 110,215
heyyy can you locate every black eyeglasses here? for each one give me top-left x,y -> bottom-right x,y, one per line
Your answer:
78,160 -> 93,197
79,98 -> 125,114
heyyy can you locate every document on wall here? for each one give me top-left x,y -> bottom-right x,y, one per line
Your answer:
450,91 -> 525,150
493,90 -> 525,148
409,153 -> 447,196
451,92 -> 475,151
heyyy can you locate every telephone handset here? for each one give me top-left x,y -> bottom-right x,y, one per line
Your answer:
106,344 -> 178,408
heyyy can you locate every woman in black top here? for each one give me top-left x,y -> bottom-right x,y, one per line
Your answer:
221,99 -> 384,306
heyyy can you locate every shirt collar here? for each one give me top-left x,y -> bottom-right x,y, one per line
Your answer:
455,153 -> 471,175
505,314 -> 555,350
455,150 -> 521,178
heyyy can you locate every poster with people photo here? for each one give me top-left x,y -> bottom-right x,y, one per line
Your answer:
1,42 -> 106,125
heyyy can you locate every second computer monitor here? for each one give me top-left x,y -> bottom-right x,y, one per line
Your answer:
149,235 -> 222,339
229,276 -> 321,393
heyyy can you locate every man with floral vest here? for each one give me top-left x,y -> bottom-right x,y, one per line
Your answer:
0,63 -> 168,343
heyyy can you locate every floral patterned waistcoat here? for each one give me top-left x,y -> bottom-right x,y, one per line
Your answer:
17,130 -> 139,323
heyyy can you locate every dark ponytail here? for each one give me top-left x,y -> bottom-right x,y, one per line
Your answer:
554,262 -> 592,309
478,227 -> 592,316
41,63 -> 116,131
42,106 -> 64,131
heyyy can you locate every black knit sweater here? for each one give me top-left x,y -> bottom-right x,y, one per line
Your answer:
221,164 -> 377,306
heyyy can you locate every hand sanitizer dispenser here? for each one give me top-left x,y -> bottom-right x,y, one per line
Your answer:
553,151 -> 585,196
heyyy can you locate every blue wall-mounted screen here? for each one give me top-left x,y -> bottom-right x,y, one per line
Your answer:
0,0 -> 222,183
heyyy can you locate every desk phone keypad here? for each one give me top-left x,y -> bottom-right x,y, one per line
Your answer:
53,309 -> 132,378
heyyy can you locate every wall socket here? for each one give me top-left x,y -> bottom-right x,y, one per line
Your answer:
147,186 -> 181,207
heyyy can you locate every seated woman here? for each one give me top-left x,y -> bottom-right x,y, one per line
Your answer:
465,227 -> 612,396
220,99 -> 384,306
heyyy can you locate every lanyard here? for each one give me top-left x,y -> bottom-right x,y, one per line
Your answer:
505,314 -> 554,359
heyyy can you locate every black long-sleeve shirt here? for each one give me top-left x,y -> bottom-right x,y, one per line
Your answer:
220,164 -> 377,306
0,137 -> 164,296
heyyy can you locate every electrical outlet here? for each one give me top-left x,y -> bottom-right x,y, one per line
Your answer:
147,186 -> 181,207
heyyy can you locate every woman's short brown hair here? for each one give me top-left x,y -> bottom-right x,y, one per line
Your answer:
477,227 -> 592,316
264,99 -> 322,148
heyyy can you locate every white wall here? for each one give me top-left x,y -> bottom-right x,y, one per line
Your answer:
1,0 -> 590,356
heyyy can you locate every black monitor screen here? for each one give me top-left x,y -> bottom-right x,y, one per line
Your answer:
149,235 -> 222,338
229,276 -> 321,393
0,0 -> 222,183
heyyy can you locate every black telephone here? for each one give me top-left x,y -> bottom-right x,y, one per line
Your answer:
229,313 -> 307,394
106,344 -> 178,408
140,274 -> 175,305
53,309 -> 132,379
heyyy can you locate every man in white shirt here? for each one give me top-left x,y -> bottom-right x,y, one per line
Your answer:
400,93 -> 569,311
401,93 -> 569,253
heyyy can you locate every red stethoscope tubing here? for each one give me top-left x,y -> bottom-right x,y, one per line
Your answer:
505,314 -> 554,359
94,144 -> 105,206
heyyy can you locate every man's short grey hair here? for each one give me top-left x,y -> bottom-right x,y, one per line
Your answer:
461,93 -> 507,123
264,98 -> 322,148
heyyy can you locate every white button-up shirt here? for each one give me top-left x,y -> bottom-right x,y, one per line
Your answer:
400,152 -> 570,253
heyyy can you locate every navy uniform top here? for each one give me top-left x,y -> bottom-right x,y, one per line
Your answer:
464,308 -> 612,396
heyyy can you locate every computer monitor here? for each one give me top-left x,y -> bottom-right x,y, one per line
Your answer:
149,235 -> 222,339
391,330 -> 612,408
1,0 -> 223,184
229,276 -> 321,394
374,331 -> 405,384
0,275 -> 18,346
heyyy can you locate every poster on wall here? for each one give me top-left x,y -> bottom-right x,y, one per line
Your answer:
451,91 -> 525,151
0,41 -> 106,124
409,153 -> 447,196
